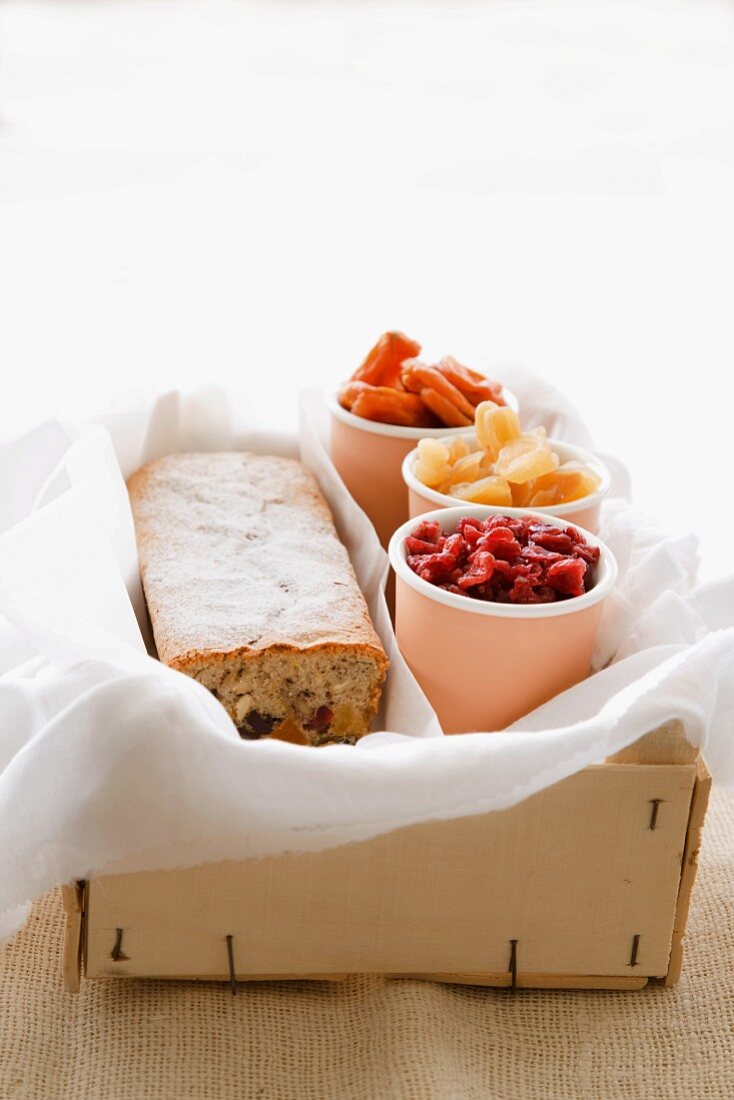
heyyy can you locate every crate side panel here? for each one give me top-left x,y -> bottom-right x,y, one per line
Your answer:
86,763 -> 695,981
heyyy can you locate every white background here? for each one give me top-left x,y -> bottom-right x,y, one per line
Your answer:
0,0 -> 732,579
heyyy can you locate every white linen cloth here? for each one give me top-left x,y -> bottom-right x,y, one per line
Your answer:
0,372 -> 732,942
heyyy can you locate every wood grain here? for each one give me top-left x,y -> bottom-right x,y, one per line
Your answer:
60,882 -> 83,994
665,756 -> 712,986
84,763 -> 696,986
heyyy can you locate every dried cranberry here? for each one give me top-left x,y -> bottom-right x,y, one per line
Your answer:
443,533 -> 466,561
457,516 -> 484,535
523,543 -> 564,566
305,705 -> 334,733
438,582 -> 465,595
545,558 -> 587,597
406,536 -> 441,555
478,526 -> 522,561
571,542 -> 601,565
417,551 -> 458,583
457,550 -> 496,589
403,514 -> 600,606
462,524 -> 482,546
410,519 -> 442,545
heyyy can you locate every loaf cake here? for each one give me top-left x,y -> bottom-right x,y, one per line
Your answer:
128,452 -> 388,745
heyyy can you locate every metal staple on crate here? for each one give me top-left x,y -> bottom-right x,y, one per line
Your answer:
110,927 -> 128,962
226,934 -> 237,996
649,799 -> 663,830
508,939 -> 518,992
629,934 -> 641,967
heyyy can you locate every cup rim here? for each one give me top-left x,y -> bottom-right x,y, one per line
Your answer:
388,504 -> 617,619
401,434 -> 611,516
326,386 -> 519,440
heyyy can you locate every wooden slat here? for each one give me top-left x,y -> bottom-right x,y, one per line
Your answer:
665,756 -> 712,986
60,881 -> 84,994
85,763 -> 696,986
397,972 -> 649,991
607,719 -> 698,766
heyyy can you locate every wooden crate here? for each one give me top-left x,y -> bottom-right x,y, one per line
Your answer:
62,724 -> 710,993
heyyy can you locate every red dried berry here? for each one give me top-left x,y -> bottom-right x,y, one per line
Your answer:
404,515 -> 598,605
411,520 -> 442,545
443,532 -> 466,561
417,551 -> 459,583
527,526 -> 576,554
406,536 -> 441,555
478,526 -> 522,561
457,516 -> 484,535
571,541 -> 601,565
456,550 -> 496,589
545,558 -> 587,596
523,543 -> 564,565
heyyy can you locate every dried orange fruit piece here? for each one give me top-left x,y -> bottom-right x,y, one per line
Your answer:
437,357 -> 506,407
338,380 -> 369,411
401,362 -> 475,423
351,386 -> 434,428
420,387 -> 473,427
354,331 -> 421,388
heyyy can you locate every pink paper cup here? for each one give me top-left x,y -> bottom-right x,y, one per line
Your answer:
402,436 -> 611,534
388,506 -> 617,733
328,388 -> 518,548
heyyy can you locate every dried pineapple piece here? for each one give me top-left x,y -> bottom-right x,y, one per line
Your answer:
414,437 -> 452,488
452,475 -> 513,506
413,413 -> 600,511
474,401 -> 522,461
442,450 -> 488,489
494,438 -> 559,484
447,435 -> 472,463
525,462 -> 601,507
508,479 -> 536,507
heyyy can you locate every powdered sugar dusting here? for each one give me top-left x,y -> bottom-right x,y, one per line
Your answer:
128,452 -> 387,668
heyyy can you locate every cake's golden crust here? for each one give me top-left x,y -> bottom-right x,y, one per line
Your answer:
128,451 -> 387,678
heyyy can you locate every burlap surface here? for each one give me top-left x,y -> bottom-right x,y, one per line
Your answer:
1,790 -> 733,1100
